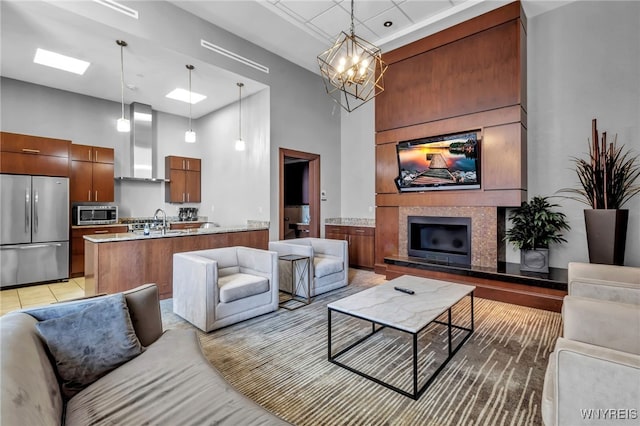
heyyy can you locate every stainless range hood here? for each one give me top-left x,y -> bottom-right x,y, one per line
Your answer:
116,102 -> 167,182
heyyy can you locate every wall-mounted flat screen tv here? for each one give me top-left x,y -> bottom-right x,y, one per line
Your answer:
395,131 -> 480,192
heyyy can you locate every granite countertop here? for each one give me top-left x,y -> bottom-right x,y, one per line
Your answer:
325,218 -> 375,227
84,225 -> 269,243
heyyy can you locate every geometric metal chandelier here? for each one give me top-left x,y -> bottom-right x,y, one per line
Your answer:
317,0 -> 388,112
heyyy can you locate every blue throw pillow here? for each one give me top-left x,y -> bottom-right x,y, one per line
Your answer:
35,293 -> 144,399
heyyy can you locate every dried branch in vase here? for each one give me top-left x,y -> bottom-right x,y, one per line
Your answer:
559,118 -> 640,209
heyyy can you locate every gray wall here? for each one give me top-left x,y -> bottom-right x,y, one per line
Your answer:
340,101 -> 376,219
2,0 -> 341,240
0,77 -> 270,225
337,1 -> 640,267
525,0 -> 640,267
3,1 -> 637,266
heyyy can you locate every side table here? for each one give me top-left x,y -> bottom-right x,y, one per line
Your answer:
278,254 -> 311,310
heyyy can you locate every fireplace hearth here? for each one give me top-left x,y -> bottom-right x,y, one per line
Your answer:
408,216 -> 471,265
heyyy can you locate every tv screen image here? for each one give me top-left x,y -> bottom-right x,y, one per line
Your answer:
395,131 -> 480,192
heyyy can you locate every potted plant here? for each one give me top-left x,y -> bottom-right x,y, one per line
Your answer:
504,196 -> 570,273
559,119 -> 640,265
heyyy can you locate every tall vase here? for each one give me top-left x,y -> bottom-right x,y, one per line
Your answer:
584,209 -> 629,265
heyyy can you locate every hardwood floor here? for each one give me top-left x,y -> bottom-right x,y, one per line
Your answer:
0,278 -> 85,315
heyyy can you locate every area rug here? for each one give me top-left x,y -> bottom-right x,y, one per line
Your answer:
161,269 -> 562,426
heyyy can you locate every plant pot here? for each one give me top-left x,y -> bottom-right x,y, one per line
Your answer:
584,209 -> 628,265
520,248 -> 549,273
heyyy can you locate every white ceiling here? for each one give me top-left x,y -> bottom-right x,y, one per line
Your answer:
1,1 -> 570,119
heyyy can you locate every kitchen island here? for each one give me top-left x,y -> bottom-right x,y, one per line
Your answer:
84,225 -> 268,299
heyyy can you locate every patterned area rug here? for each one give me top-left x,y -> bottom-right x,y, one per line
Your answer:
161,269 -> 561,426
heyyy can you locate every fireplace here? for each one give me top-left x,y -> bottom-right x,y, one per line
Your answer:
407,216 -> 472,265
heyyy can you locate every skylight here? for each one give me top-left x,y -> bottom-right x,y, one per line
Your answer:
33,48 -> 90,75
165,88 -> 206,104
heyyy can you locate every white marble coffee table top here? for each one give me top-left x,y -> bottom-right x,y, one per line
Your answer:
328,275 -> 475,333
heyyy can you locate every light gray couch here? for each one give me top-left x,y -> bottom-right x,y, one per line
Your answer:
173,246 -> 279,332
541,262 -> 640,425
269,237 -> 348,297
0,284 -> 289,425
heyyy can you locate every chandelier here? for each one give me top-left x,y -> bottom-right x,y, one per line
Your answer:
317,0 -> 387,112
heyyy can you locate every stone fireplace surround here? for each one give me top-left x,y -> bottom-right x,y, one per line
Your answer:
399,207 -> 498,268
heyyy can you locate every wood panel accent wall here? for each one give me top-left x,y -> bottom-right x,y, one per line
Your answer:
374,2 -> 527,273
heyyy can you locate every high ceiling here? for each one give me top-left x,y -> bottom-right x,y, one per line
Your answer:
0,1 -> 570,119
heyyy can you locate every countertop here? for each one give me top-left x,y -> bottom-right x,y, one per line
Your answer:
325,218 -> 375,227
84,225 -> 269,243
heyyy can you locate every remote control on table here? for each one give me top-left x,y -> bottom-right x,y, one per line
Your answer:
394,286 -> 415,295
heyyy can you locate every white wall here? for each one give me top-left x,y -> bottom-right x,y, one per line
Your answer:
526,0 -> 640,267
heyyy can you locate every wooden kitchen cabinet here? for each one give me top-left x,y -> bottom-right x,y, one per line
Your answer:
325,225 -> 375,269
70,144 -> 115,202
71,225 -> 128,277
0,132 -> 70,177
165,156 -> 201,203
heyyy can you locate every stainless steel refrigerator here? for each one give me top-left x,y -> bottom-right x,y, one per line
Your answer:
1,174 -> 69,287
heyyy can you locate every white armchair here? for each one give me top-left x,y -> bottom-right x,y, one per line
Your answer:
268,238 -> 348,297
541,263 -> 640,425
172,246 -> 279,332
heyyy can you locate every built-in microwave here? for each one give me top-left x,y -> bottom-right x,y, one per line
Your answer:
73,205 -> 118,225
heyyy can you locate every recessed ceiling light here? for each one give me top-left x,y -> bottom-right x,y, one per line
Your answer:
33,48 -> 90,75
93,0 -> 139,19
383,21 -> 393,27
165,88 -> 206,104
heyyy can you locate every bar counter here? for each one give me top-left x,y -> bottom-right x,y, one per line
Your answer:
84,226 -> 269,299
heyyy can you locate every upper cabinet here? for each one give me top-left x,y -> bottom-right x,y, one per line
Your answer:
70,144 -> 115,202
165,156 -> 201,203
0,132 -> 70,177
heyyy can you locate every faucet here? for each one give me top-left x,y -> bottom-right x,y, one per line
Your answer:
154,208 -> 166,235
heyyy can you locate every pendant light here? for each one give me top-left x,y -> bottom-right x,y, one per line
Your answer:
185,64 -> 196,143
235,82 -> 245,151
116,40 -> 130,132
317,0 -> 388,112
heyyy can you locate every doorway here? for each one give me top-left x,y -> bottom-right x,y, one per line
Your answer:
279,148 -> 320,240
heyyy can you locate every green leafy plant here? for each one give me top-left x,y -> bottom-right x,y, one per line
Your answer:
559,119 -> 640,209
504,196 -> 570,250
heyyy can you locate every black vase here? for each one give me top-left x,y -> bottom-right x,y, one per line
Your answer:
520,248 -> 549,273
584,209 -> 629,265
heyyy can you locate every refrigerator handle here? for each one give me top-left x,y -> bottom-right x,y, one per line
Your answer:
34,190 -> 38,233
25,187 -> 30,233
18,243 -> 63,249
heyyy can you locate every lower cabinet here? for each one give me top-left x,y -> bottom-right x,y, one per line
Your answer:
71,225 -> 128,277
325,225 -> 375,269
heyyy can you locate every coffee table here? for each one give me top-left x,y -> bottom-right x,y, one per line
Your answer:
327,275 -> 475,399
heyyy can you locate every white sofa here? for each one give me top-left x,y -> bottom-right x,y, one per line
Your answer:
269,238 -> 348,297
173,246 -> 279,332
0,284 -> 288,425
541,262 -> 640,426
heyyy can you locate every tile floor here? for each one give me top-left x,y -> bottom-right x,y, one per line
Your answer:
0,278 -> 86,316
